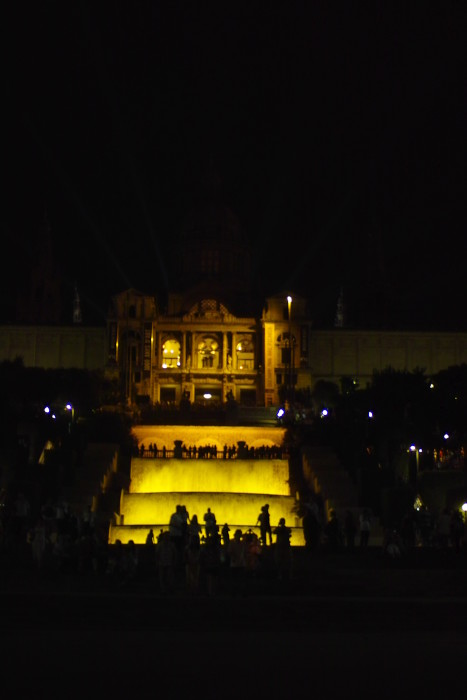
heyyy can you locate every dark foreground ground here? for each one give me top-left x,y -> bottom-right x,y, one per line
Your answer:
1,546 -> 466,697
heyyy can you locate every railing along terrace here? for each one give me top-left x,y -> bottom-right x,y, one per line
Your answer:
135,444 -> 287,460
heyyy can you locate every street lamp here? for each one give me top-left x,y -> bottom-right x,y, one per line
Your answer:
287,295 -> 293,405
410,445 -> 422,473
65,403 -> 75,433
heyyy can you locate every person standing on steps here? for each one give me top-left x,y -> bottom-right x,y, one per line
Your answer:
256,503 -> 272,547
273,517 -> 292,580
203,507 -> 217,538
359,509 -> 372,547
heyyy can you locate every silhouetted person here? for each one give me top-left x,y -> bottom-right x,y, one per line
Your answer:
244,529 -> 262,575
143,528 -> 156,572
384,529 -> 402,558
180,505 -> 190,544
120,540 -> 139,585
324,510 -> 342,552
12,491 -> 31,544
187,514 -> 202,546
416,505 -> 434,547
273,517 -> 292,580
359,509 -> 371,547
228,529 -> 247,595
185,519 -> 202,594
256,504 -> 272,547
30,516 -> 48,570
221,522 -> 231,547
450,510 -> 464,553
203,508 -> 217,538
344,510 -> 357,548
169,505 -> 184,563
201,531 -> 222,596
436,508 -> 451,548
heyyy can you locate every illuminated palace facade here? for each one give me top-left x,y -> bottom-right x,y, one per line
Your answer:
2,200 -> 467,405
107,201 -> 313,408
105,199 -> 467,409
108,288 -> 312,408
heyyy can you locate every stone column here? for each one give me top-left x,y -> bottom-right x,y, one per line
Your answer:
182,331 -> 187,369
232,332 -> 237,370
222,332 -> 228,370
154,331 -> 160,368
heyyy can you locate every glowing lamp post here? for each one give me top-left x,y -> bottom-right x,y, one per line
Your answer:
409,445 -> 423,484
287,295 -> 293,406
65,403 -> 75,433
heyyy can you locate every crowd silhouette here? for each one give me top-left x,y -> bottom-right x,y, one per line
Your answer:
0,486 -> 466,596
136,442 -> 285,459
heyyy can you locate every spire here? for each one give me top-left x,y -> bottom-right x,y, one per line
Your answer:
73,283 -> 82,324
334,286 -> 345,328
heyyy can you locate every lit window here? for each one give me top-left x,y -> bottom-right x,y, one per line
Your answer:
162,338 -> 181,368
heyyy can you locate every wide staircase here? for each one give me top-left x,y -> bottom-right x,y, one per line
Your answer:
108,425 -> 306,546
301,445 -> 383,546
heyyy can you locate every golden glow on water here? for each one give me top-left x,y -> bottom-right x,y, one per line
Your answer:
129,458 -> 291,495
108,424 -> 303,545
120,492 -> 297,530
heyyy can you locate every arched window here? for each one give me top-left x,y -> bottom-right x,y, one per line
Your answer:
276,332 -> 295,366
197,336 -> 219,368
236,335 -> 255,370
162,338 -> 181,368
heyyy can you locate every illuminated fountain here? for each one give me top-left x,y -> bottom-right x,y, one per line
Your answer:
109,425 -> 305,545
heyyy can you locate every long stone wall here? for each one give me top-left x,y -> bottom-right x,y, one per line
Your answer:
2,324 -> 466,392
310,330 -> 467,387
129,458 -> 291,495
0,325 -> 107,370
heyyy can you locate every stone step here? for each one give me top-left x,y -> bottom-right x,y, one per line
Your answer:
109,523 -> 306,546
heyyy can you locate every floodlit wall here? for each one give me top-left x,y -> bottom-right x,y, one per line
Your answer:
119,492 -> 297,530
109,424 -> 302,545
310,330 -> 467,387
0,326 -> 107,370
130,458 -> 291,495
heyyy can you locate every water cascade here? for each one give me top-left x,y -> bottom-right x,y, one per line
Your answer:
108,426 -> 304,545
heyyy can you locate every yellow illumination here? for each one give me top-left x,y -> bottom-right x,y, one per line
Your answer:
130,458 -> 291,495
119,492 -> 297,533
108,426 -> 303,545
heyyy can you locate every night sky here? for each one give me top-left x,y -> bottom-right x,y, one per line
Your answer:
3,2 -> 466,330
